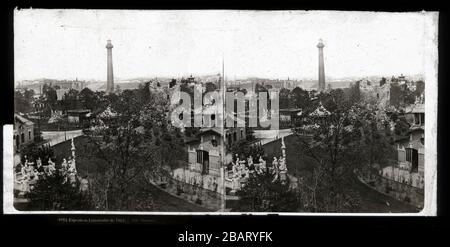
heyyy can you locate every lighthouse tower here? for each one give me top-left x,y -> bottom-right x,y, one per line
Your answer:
106,39 -> 114,95
317,39 -> 326,92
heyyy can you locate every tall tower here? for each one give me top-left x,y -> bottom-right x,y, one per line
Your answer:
317,39 -> 325,92
221,55 -> 225,90
106,39 -> 114,95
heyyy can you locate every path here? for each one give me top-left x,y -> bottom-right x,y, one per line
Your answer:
253,129 -> 293,145
41,130 -> 83,146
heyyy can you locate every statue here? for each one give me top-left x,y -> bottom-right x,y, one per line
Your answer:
247,156 -> 253,167
279,156 -> 288,184
61,158 -> 68,172
271,157 -> 278,174
47,158 -> 56,175
68,158 -> 77,174
259,156 -> 266,174
271,157 -> 280,183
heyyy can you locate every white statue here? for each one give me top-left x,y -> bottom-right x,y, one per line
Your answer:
271,157 -> 278,173
47,158 -> 56,175
279,157 -> 288,184
247,156 -> 253,167
259,156 -> 266,173
68,158 -> 77,174
62,158 -> 68,171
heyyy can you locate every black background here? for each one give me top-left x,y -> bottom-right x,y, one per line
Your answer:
1,0 -> 448,244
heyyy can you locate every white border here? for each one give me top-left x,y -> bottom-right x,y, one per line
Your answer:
3,10 -> 438,216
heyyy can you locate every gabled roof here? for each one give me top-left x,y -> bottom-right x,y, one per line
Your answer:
15,114 -> 34,126
198,127 -> 225,137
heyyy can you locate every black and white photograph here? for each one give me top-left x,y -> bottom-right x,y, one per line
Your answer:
3,9 -> 438,215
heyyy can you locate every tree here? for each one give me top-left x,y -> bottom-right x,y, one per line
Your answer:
20,142 -> 54,167
42,84 -> 57,115
26,172 -> 92,210
169,79 -> 177,88
14,89 -> 34,113
279,88 -> 291,109
394,118 -> 410,137
84,86 -> 186,210
78,87 -> 99,110
415,80 -> 425,98
204,82 -> 218,93
348,81 -> 361,104
293,89 -> 365,211
60,89 -> 79,111
255,83 -> 268,93
234,172 -> 301,212
290,87 -> 311,111
115,85 -> 122,94
230,140 -> 265,164
390,83 -> 402,107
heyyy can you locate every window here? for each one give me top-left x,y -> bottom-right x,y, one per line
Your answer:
233,132 -> 237,141
211,139 -> 218,147
28,130 -> 31,140
406,148 -> 413,162
196,150 -> 203,164
406,147 -> 419,172
21,133 -> 25,143
415,114 -> 420,125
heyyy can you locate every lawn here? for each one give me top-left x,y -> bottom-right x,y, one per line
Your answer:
262,135 -> 318,177
51,135 -> 108,177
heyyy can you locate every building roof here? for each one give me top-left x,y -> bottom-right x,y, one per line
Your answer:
14,114 -> 34,126
198,127 -> 226,137
67,109 -> 91,114
279,108 -> 302,113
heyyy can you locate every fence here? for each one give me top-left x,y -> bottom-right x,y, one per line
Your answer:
355,168 -> 424,208
145,170 -> 222,211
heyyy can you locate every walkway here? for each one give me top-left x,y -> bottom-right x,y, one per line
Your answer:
253,129 -> 293,145
41,130 -> 83,146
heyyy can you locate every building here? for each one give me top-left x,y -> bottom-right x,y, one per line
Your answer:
186,128 -> 224,176
396,103 -> 425,175
67,109 -> 91,126
279,108 -> 302,128
14,114 -> 34,151
186,127 -> 247,172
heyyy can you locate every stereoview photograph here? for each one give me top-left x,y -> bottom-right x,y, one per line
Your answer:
4,9 -> 438,215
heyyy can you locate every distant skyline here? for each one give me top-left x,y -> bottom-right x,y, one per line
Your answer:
15,10 -> 436,83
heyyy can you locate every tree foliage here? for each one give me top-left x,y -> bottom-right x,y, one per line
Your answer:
235,172 -> 300,212
26,172 -> 92,210
85,85 -> 186,210
14,89 -> 35,113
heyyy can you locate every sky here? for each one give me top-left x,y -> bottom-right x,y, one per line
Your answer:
14,10 -> 437,82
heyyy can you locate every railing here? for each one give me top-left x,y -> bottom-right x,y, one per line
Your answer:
145,170 -> 221,211
355,168 -> 424,208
